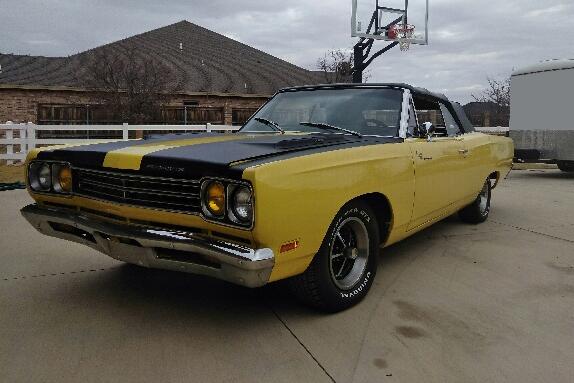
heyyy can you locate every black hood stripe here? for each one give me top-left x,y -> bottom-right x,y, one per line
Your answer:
32,132 -> 402,179
139,135 -> 401,178
231,136 -> 403,174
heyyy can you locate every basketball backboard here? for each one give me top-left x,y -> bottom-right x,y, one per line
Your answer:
351,0 -> 428,45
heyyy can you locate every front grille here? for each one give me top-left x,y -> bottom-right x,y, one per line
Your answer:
74,168 -> 201,213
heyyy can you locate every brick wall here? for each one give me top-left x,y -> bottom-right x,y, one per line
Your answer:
168,94 -> 267,125
0,88 -> 93,124
0,87 -> 269,125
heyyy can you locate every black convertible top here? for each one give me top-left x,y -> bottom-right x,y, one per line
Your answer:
280,83 -> 449,101
279,83 -> 475,133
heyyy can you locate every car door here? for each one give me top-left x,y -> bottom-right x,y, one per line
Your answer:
441,102 -> 491,200
406,97 -> 467,230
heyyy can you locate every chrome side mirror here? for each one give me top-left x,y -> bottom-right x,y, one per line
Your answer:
419,122 -> 435,141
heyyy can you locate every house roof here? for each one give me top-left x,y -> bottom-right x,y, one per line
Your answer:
0,21 -> 324,96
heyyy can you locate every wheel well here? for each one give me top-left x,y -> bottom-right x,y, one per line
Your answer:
355,193 -> 392,246
489,171 -> 500,188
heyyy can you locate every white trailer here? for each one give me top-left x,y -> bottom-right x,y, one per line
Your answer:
510,59 -> 574,171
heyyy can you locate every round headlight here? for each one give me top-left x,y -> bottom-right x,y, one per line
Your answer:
206,181 -> 225,216
57,165 -> 72,192
38,163 -> 52,190
232,186 -> 253,222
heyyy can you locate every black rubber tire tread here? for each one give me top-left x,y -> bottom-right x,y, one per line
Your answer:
289,199 -> 380,312
289,258 -> 325,310
458,178 -> 491,224
557,161 -> 574,172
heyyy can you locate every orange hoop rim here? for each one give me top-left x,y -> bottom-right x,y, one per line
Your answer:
389,23 -> 415,36
389,23 -> 415,51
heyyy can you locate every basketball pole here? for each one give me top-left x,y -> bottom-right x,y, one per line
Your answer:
352,39 -> 398,83
351,1 -> 403,83
352,42 -> 366,83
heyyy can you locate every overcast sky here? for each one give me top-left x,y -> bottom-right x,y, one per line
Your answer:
1,0 -> 573,104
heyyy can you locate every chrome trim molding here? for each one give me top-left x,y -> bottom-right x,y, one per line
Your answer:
200,177 -> 255,229
75,168 -> 201,213
62,168 -> 254,230
28,160 -> 73,197
21,204 -> 274,288
399,89 -> 411,139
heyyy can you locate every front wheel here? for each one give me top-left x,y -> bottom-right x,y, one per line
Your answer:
289,200 -> 380,312
458,178 -> 491,224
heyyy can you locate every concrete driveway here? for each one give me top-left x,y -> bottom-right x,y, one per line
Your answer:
1,169 -> 573,383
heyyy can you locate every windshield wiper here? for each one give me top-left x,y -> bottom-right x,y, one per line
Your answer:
299,122 -> 362,138
254,117 -> 285,134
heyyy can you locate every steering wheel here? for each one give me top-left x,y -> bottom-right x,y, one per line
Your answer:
363,119 -> 389,129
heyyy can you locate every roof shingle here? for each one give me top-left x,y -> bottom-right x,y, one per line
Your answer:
0,21 -> 323,95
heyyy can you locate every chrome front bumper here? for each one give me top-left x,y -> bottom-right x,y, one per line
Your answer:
21,204 -> 274,288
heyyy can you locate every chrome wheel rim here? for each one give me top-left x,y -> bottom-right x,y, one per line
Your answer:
478,181 -> 489,214
329,217 -> 369,290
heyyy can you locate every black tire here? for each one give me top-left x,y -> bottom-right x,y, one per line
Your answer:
458,178 -> 491,224
557,161 -> 574,172
289,200 -> 380,312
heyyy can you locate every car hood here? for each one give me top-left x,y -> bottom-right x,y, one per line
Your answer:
35,132 -> 398,178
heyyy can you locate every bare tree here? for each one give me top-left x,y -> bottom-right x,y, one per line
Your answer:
81,47 -> 177,124
471,73 -> 512,108
316,49 -> 355,84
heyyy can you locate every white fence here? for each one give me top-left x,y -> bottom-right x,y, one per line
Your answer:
0,122 -> 238,165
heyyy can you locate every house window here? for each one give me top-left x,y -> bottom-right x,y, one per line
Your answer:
183,100 -> 199,107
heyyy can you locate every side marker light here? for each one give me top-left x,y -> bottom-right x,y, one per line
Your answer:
280,241 -> 299,253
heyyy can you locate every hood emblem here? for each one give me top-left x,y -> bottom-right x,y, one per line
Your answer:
146,164 -> 185,173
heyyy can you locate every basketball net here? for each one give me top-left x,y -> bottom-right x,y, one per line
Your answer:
388,24 -> 415,51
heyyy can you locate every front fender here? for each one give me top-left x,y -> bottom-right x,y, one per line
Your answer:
241,142 -> 415,282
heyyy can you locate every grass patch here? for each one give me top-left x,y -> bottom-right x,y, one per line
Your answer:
0,144 -> 26,182
0,163 -> 26,183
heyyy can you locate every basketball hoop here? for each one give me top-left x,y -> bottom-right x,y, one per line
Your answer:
388,23 -> 415,51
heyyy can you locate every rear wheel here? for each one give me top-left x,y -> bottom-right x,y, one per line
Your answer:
289,200 -> 380,312
557,161 -> 574,172
458,178 -> 491,224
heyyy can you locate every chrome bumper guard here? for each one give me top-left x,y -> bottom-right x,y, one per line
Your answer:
21,204 -> 274,288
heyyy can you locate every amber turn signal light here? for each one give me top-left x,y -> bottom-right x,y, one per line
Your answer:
207,181 -> 225,216
280,241 -> 299,253
58,165 -> 72,192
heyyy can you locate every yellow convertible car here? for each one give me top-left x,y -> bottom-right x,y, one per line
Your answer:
21,84 -> 513,312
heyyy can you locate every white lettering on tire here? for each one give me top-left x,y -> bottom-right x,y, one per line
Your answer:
340,271 -> 371,298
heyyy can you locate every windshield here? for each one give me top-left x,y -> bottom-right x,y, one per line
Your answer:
240,88 -> 404,137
